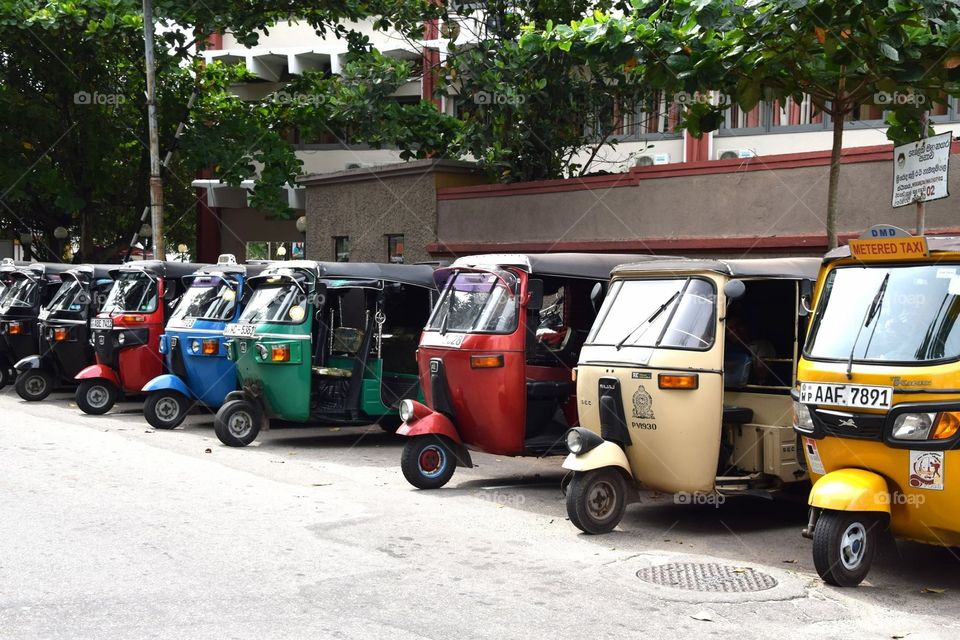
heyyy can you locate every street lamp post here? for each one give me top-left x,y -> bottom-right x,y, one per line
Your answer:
53,226 -> 69,261
177,243 -> 188,262
276,244 -> 287,261
19,232 -> 33,261
139,223 -> 152,260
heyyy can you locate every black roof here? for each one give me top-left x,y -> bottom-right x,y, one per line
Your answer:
257,260 -> 437,289
63,264 -> 115,280
189,261 -> 270,278
8,262 -> 79,279
824,235 -> 960,263
451,253 -> 658,280
110,260 -> 205,279
614,257 -> 821,280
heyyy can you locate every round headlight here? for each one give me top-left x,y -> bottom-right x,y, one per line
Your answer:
117,332 -> 125,345
190,339 -> 200,353
566,429 -> 584,454
399,399 -> 415,423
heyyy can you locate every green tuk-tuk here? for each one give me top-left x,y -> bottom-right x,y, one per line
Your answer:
215,260 -> 437,446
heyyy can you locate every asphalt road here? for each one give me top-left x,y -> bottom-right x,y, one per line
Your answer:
1,390 -> 958,639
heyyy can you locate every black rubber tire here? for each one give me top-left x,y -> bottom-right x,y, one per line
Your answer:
144,391 -> 189,430
400,435 -> 457,489
0,365 -> 9,390
214,399 -> 263,447
378,415 -> 403,433
76,379 -> 118,415
15,368 -> 54,402
812,510 -> 880,587
566,468 -> 628,535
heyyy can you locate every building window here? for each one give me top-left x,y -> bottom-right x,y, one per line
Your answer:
334,236 -> 350,262
386,234 -> 404,264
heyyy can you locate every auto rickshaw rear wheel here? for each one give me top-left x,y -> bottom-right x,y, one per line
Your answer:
566,468 -> 628,535
76,379 -> 118,415
400,435 -> 457,489
214,399 -> 263,447
144,391 -> 190,430
15,368 -> 54,402
812,510 -> 881,587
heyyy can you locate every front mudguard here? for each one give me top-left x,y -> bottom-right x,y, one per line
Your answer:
14,355 -> 42,373
142,374 -> 195,399
75,363 -> 121,387
562,441 -> 633,478
808,468 -> 892,514
397,410 -> 473,468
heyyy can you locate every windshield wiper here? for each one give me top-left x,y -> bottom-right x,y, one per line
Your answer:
845,272 -> 889,380
616,290 -> 681,351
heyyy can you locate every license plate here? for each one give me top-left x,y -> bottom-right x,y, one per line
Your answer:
799,382 -> 893,410
224,323 -> 257,338
90,317 -> 113,330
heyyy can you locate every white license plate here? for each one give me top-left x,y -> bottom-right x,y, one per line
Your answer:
224,323 -> 257,338
799,382 -> 893,410
90,317 -> 113,330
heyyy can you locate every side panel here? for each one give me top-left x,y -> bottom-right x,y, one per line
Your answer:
233,322 -> 311,421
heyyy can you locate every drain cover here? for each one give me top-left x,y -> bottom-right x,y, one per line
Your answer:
636,562 -> 778,593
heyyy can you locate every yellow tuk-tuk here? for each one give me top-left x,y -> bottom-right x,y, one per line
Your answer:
796,227 -> 960,586
564,258 -> 820,534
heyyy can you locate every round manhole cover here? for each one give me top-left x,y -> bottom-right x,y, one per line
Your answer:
636,562 -> 778,593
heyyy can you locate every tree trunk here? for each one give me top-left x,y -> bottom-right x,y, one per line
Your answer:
826,106 -> 845,249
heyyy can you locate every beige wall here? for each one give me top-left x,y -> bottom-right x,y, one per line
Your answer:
436,155 -> 960,256
219,208 -> 302,261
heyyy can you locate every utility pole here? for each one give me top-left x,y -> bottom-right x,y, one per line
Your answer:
142,0 -> 165,259
916,110 -> 929,236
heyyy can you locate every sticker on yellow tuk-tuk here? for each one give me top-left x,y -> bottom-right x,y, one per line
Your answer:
909,450 -> 944,491
803,437 -> 826,476
848,236 -> 928,262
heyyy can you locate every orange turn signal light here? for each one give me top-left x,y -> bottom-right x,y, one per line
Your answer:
53,327 -> 69,341
470,354 -> 504,369
658,373 -> 699,390
7,321 -> 21,335
121,314 -> 146,323
202,338 -> 219,355
933,411 -> 960,440
571,368 -> 578,382
271,344 -> 290,362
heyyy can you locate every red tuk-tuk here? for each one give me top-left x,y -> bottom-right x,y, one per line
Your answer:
396,253 -> 648,489
74,260 -> 198,414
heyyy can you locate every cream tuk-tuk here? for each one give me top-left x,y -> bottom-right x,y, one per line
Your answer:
796,229 -> 960,586
563,258 -> 821,534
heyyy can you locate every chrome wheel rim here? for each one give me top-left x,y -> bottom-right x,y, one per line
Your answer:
586,479 -> 617,521
155,397 -> 181,422
228,410 -> 253,438
840,522 -> 868,571
87,385 -> 110,409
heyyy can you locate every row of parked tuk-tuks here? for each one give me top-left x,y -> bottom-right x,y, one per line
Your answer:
2,223 -> 958,589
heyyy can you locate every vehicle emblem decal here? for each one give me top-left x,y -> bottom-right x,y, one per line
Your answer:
632,385 -> 655,420
909,451 -> 944,491
838,418 -> 858,429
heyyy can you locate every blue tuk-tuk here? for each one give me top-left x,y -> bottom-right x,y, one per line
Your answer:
141,255 -> 267,429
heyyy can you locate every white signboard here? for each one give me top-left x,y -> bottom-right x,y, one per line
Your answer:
892,132 -> 952,208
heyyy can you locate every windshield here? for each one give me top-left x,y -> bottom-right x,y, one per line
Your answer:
807,264 -> 960,363
0,274 -> 39,309
47,278 -> 87,312
588,277 -> 717,350
170,277 -> 237,323
102,271 -> 158,313
238,283 -> 307,324
425,270 -> 519,334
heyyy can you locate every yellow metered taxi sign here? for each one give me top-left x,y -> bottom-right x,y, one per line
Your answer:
848,225 -> 928,261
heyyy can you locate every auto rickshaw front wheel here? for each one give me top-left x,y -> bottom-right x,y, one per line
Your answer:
144,391 -> 190,430
566,468 -> 628,535
214,399 -> 263,447
812,510 -> 881,587
400,435 -> 457,489
76,379 -> 118,415
15,369 -> 54,402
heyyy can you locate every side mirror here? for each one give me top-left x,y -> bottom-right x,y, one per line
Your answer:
799,280 -> 813,317
723,279 -> 746,301
590,282 -> 605,312
527,279 -> 544,311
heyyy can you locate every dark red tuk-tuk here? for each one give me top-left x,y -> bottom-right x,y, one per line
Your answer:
396,253 -> 646,489
74,260 -> 198,414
